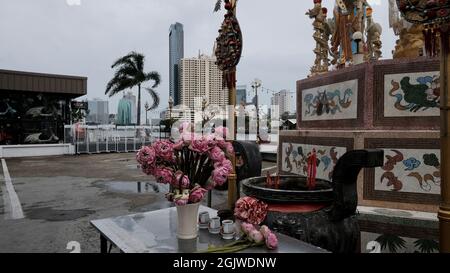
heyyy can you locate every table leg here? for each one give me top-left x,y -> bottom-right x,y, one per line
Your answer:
100,234 -> 108,253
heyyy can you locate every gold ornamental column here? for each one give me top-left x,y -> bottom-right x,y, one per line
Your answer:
439,25 -> 450,252
227,1 -> 238,209
214,0 -> 242,210
227,67 -> 238,209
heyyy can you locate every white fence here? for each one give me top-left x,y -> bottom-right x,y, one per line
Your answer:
64,125 -> 163,154
63,124 -> 279,156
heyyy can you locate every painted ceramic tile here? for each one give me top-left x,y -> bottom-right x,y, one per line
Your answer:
384,71 -> 440,117
282,143 -> 347,180
302,79 -> 358,121
361,232 -> 439,253
375,148 -> 441,195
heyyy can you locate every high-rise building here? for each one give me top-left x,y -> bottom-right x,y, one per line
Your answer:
169,22 -> 184,106
236,85 -> 247,106
116,92 -> 137,125
179,53 -> 228,110
87,99 -> 109,125
271,90 -> 294,116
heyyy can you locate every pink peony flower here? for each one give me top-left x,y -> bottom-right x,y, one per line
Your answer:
234,197 -> 268,225
224,142 -> 234,155
212,165 -> 231,186
136,146 -> 156,166
154,167 -> 174,184
181,132 -> 195,145
265,232 -> 278,250
189,186 -> 208,203
216,138 -> 226,149
205,134 -> 218,149
219,159 -> 233,172
260,225 -> 271,239
153,140 -> 174,162
215,126 -> 229,139
209,146 -> 226,162
191,136 -> 211,154
241,222 -> 256,235
141,162 -> 155,175
174,198 -> 188,206
173,172 -> 190,189
249,230 -> 264,244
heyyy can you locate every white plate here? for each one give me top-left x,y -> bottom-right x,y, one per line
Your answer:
220,231 -> 235,240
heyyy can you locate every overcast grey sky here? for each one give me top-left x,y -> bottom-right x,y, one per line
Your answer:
0,0 -> 393,119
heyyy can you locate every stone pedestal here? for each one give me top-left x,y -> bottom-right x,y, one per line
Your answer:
280,57 -> 441,213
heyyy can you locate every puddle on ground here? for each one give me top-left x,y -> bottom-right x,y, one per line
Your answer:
26,207 -> 94,222
98,181 -> 167,194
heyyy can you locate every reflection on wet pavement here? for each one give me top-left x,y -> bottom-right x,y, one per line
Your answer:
97,181 -> 168,194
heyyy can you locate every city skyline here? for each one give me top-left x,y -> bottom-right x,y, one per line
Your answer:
0,0 -> 391,120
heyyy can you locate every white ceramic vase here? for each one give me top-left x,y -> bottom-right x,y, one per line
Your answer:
176,202 -> 200,239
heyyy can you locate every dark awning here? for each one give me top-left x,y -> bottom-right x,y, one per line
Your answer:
0,69 -> 87,97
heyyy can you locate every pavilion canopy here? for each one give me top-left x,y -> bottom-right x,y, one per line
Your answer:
0,69 -> 87,97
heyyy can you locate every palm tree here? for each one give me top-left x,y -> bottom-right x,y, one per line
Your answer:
106,51 -> 161,125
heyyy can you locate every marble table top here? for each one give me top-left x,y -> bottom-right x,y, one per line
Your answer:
90,205 -> 327,253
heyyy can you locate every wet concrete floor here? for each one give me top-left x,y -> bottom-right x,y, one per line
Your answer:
0,153 -> 254,253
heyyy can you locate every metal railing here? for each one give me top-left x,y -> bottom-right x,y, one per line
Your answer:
64,125 -> 161,154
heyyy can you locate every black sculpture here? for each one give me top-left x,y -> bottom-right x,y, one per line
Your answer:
242,149 -> 384,253
215,141 -> 262,192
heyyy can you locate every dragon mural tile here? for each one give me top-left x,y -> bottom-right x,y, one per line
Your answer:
302,79 -> 358,121
384,72 -> 440,117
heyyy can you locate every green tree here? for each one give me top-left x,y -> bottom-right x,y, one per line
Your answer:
106,51 -> 161,125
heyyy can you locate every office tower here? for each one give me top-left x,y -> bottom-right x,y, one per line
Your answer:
87,99 -> 109,125
271,90 -> 294,116
116,92 -> 137,125
179,53 -> 228,110
169,22 -> 184,106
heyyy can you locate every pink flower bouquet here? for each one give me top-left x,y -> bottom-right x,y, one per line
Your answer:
136,123 -> 234,206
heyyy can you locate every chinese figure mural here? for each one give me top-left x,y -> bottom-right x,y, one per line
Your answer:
282,143 -> 347,181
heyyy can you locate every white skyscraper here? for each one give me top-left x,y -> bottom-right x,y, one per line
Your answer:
179,53 -> 228,110
271,90 -> 294,116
